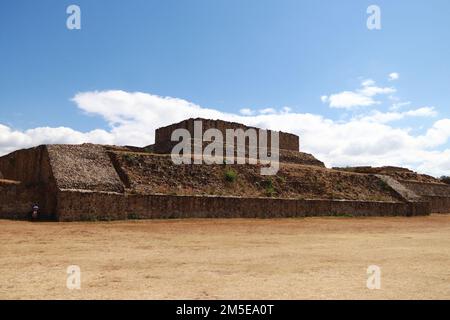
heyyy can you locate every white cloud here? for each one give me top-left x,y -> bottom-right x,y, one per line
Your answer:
1,90 -> 449,177
326,91 -> 377,109
239,108 -> 254,116
404,107 -> 437,117
357,107 -> 437,123
259,108 -> 277,114
361,79 -> 375,87
390,101 -> 411,111
417,119 -> 450,148
0,124 -> 114,156
389,72 -> 400,81
322,79 -> 396,109
359,85 -> 396,97
242,106 -> 292,116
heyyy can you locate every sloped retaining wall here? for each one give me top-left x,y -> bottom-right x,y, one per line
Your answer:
375,175 -> 422,201
55,189 -> 430,221
399,181 -> 450,213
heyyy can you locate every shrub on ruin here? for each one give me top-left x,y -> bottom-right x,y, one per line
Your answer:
123,154 -> 134,162
224,169 -> 237,182
262,179 -> 276,197
265,186 -> 275,197
377,179 -> 391,191
123,153 -> 139,165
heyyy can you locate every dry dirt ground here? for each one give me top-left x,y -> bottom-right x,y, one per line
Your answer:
0,215 -> 449,300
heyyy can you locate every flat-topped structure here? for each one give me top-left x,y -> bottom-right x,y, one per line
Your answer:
0,118 -> 449,221
152,118 -> 300,154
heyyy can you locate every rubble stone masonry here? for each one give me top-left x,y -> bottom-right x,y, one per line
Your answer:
55,189 -> 430,221
154,118 -> 299,154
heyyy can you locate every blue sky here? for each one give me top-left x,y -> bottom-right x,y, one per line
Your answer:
1,0 -> 450,175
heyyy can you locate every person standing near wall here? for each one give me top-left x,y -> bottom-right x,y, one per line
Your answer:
31,204 -> 39,221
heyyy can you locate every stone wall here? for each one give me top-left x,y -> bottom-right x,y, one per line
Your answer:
0,146 -> 57,216
0,145 -> 53,185
56,189 -> 128,221
154,118 -> 300,154
419,196 -> 450,213
399,180 -> 450,213
0,181 -> 42,219
55,190 -> 430,221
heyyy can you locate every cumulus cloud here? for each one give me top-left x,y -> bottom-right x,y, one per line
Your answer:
390,101 -> 411,111
356,107 -> 437,123
404,107 -> 437,117
281,107 -> 292,113
241,107 -> 292,116
389,72 -> 400,81
361,79 -> 376,87
321,79 -> 396,109
322,91 -> 376,109
239,108 -> 254,116
0,124 -> 113,156
259,108 -> 277,115
1,90 -> 450,177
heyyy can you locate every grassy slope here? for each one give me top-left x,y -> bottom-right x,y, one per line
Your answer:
113,152 -> 402,201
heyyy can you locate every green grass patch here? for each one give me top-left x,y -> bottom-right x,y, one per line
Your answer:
262,178 -> 276,197
224,169 -> 238,183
